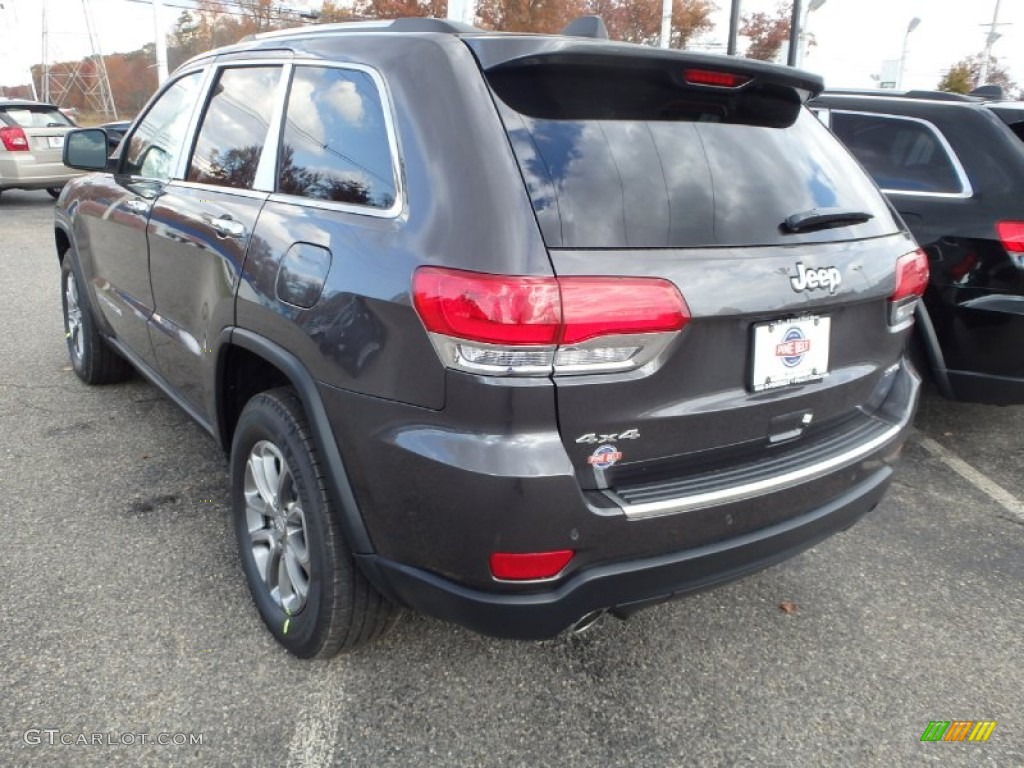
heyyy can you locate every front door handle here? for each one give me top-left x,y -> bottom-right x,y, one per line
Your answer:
211,216 -> 246,239
124,199 -> 150,215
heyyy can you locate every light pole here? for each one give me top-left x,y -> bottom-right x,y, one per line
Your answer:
897,17 -> 921,90
796,0 -> 826,67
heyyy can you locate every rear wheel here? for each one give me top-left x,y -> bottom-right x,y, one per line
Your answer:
60,258 -> 131,384
231,388 -> 397,657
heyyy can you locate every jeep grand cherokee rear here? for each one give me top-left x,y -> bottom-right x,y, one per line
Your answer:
55,20 -> 922,657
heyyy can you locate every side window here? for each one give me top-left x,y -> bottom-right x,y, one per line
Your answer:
122,72 -> 203,180
187,66 -> 283,190
830,111 -> 966,195
277,66 -> 397,210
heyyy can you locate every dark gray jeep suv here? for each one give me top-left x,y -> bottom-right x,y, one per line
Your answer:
55,17 -> 923,657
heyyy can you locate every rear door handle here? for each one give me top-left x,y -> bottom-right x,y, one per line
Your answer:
211,216 -> 246,239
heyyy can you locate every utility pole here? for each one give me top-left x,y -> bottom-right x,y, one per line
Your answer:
41,0 -> 49,102
726,0 -> 741,55
153,0 -> 168,84
977,0 -> 1004,86
660,0 -> 672,48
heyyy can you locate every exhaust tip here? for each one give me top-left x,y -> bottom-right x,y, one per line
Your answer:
568,609 -> 606,635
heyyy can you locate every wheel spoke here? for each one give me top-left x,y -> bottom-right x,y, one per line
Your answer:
249,528 -> 278,584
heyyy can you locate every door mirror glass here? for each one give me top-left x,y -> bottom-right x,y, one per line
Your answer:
63,129 -> 109,171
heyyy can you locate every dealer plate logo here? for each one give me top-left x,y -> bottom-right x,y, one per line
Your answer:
587,444 -> 623,469
775,327 -> 812,368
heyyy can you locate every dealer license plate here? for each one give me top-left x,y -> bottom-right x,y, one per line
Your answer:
751,315 -> 830,392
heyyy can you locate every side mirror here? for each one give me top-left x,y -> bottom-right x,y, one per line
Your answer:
63,129 -> 111,171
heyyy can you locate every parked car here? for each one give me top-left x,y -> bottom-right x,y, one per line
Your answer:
55,17 -> 923,657
0,97 -> 80,199
98,120 -> 131,154
810,89 -> 1024,405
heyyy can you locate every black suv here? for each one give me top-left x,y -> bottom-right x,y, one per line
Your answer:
810,90 -> 1024,405
56,18 -> 922,657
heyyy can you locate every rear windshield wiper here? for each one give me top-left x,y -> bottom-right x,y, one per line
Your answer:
782,208 -> 874,234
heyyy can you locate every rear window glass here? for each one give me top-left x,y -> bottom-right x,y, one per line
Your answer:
0,107 -> 73,128
488,67 -> 897,248
830,111 -> 966,195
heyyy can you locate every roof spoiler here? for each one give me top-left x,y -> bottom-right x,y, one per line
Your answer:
969,84 -> 1005,100
561,15 -> 609,40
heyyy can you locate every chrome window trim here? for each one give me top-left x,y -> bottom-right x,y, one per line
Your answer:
830,109 -> 974,199
165,179 -> 269,201
268,59 -> 406,220
605,407 -> 913,520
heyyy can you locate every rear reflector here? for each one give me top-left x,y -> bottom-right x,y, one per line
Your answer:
996,220 -> 1024,253
413,267 -> 689,376
490,550 -> 574,580
889,248 -> 929,329
0,126 -> 29,151
683,68 -> 751,88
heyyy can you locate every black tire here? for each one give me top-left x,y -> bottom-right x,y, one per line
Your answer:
46,186 -> 63,199
231,388 -> 397,658
60,257 -> 131,384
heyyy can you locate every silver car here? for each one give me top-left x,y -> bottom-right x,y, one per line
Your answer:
0,98 -> 81,200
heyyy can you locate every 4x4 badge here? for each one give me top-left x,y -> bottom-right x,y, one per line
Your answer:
790,262 -> 842,294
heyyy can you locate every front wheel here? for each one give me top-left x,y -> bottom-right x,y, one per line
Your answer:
231,388 -> 397,657
61,258 -> 130,384
46,186 -> 63,199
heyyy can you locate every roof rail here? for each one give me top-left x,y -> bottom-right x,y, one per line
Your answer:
561,15 -> 609,39
253,17 -> 479,41
825,88 -> 980,103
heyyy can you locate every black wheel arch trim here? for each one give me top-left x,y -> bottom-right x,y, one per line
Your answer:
219,327 -> 375,555
913,301 -> 954,399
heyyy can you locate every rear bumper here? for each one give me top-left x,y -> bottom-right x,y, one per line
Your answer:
0,155 -> 80,189
359,465 -> 893,640
337,361 -> 918,639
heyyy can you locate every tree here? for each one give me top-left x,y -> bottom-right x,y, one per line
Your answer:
740,2 -> 790,62
476,0 -> 581,33
937,54 -> 1017,97
584,0 -> 715,48
352,0 -> 446,19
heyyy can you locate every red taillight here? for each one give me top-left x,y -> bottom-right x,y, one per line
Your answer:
559,278 -> 689,344
888,248 -> 929,329
0,126 -> 29,152
490,550 -> 574,581
413,267 -> 689,375
996,220 -> 1024,254
891,248 -> 930,301
412,269 -> 561,345
683,68 -> 750,88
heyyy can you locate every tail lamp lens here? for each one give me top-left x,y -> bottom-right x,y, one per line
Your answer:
889,248 -> 929,328
997,221 -> 1024,266
490,550 -> 574,581
0,126 -> 29,151
412,267 -> 689,376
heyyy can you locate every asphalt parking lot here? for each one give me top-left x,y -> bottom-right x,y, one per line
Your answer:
1,188 -> 1022,767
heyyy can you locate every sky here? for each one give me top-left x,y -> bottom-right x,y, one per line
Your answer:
0,0 -> 1021,95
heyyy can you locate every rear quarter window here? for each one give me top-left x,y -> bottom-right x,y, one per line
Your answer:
829,111 -> 968,196
276,65 -> 397,211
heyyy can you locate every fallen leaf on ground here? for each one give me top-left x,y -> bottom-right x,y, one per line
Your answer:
779,601 -> 798,615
